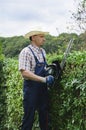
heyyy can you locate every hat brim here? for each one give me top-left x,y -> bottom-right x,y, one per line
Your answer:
24,31 -> 49,38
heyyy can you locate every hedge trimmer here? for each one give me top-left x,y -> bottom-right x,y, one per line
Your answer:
46,38 -> 74,80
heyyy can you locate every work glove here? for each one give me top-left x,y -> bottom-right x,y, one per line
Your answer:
46,75 -> 54,85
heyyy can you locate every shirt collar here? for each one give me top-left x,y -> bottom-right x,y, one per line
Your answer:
29,44 -> 42,53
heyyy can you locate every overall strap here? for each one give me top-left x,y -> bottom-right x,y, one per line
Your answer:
28,47 -> 46,62
28,47 -> 38,62
41,49 -> 46,62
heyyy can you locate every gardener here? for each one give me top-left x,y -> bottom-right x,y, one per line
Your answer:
19,29 -> 54,130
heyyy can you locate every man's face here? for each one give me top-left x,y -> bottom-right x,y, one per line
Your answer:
32,34 -> 46,47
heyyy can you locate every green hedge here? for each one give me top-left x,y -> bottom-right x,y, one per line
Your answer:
2,51 -> 86,130
0,43 -> 6,130
48,51 -> 86,130
3,59 -> 23,130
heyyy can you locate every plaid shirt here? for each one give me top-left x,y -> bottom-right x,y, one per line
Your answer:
19,44 -> 46,73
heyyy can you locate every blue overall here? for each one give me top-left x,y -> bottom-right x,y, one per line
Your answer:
22,47 -> 49,130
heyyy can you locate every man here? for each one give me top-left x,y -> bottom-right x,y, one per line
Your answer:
19,30 -> 54,130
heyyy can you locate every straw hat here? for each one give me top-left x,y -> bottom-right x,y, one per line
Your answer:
24,30 -> 49,38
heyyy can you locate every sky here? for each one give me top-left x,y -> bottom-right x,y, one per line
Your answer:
0,0 -> 79,37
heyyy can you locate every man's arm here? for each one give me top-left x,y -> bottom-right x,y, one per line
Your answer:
20,69 -> 46,83
20,69 -> 54,85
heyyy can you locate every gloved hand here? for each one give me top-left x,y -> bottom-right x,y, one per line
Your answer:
46,75 -> 54,85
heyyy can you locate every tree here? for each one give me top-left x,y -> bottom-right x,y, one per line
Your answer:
72,0 -> 86,32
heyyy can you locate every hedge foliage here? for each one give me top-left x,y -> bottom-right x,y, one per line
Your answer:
1,51 -> 86,130
0,43 -> 6,130
3,59 -> 23,130
48,51 -> 86,130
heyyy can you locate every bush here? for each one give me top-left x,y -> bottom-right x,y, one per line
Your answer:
0,43 -> 6,130
2,51 -> 86,130
48,51 -> 86,130
3,58 -> 23,130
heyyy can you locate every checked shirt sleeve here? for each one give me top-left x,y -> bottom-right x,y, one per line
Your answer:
19,48 -> 31,71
